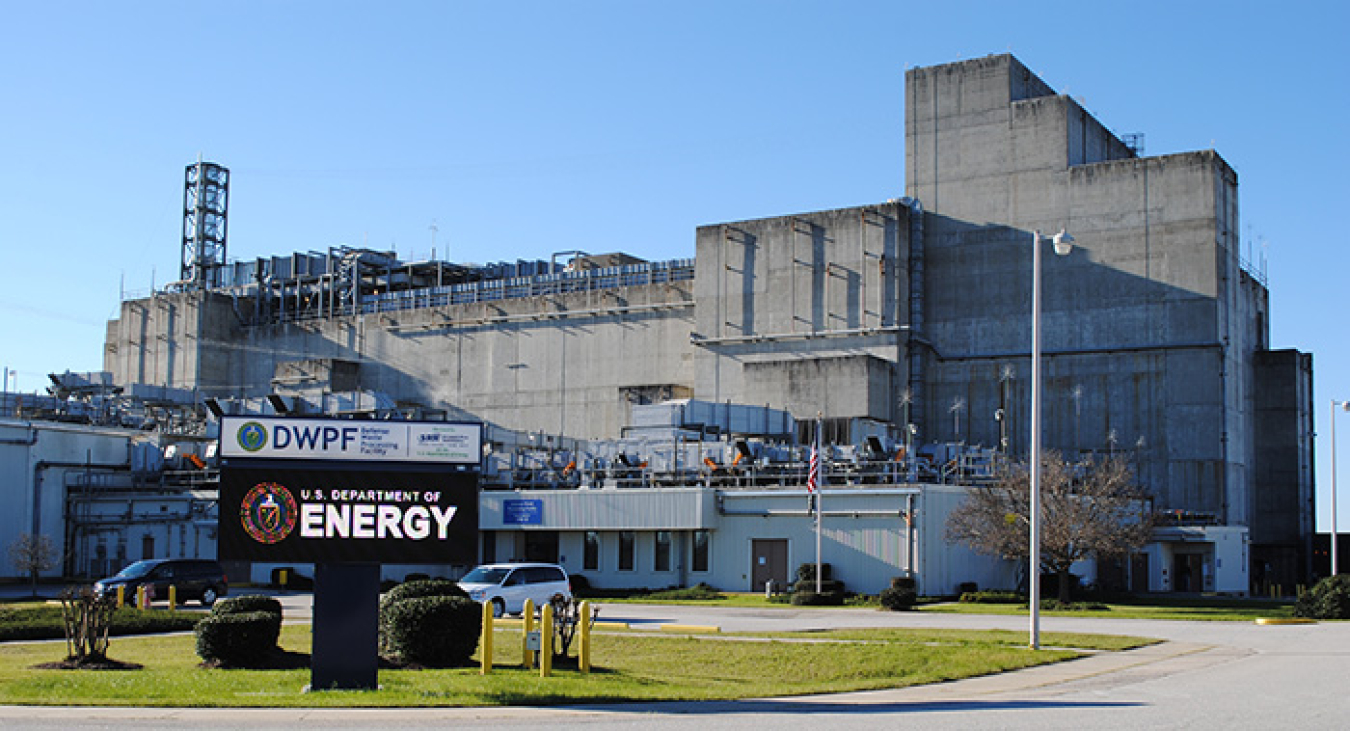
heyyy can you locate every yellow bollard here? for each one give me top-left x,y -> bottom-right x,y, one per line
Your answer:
579,601 -> 591,674
116,585 -> 125,608
540,602 -> 553,677
168,585 -> 177,609
522,598 -> 536,668
480,600 -> 494,675
279,569 -> 288,588
136,585 -> 146,610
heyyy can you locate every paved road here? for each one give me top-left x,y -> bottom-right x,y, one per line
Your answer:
2,596 -> 1344,729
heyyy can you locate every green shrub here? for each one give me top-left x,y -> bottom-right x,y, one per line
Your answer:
1294,575 -> 1350,619
793,579 -> 843,593
212,594 -> 282,617
194,610 -> 282,667
790,590 -> 843,606
845,593 -> 880,608
379,579 -> 480,666
796,563 -> 832,583
381,578 -> 468,611
640,583 -> 724,601
959,590 -> 1025,604
1039,599 -> 1109,612
380,595 -> 481,667
0,604 -> 199,642
880,579 -> 917,611
790,564 -> 845,605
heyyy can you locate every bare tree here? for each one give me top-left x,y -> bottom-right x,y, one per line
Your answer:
8,533 -> 57,598
945,452 -> 1154,602
59,586 -> 116,664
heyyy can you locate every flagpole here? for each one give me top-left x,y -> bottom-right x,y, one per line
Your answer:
815,413 -> 823,594
815,492 -> 822,594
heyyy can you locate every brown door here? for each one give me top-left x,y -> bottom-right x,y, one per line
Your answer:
1130,553 -> 1149,594
1173,553 -> 1203,592
751,539 -> 788,592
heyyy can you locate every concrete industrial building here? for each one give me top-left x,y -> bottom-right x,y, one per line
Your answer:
4,55 -> 1312,596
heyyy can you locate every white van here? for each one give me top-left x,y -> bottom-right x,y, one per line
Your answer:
458,562 -> 572,617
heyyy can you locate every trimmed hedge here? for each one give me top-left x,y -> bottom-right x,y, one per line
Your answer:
959,590 -> 1025,604
790,562 -> 845,605
640,583 -> 723,601
194,593 -> 284,668
796,563 -> 832,583
1039,599 -> 1109,612
1295,575 -> 1350,619
0,604 -> 199,642
380,578 -> 468,610
211,594 -> 282,617
379,579 -> 479,666
194,610 -> 282,667
880,576 -> 917,611
380,595 -> 482,667
790,590 -> 844,606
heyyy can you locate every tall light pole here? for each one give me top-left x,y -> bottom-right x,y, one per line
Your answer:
1331,399 -> 1350,576
1030,228 -> 1073,650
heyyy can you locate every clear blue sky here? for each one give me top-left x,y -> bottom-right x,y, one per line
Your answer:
2,1 -> 1347,529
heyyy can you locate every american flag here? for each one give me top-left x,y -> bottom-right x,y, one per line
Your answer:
806,436 -> 819,493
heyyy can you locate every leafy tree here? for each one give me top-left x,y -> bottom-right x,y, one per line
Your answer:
945,452 -> 1154,602
8,532 -> 57,598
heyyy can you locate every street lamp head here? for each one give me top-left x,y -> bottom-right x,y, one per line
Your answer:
1051,230 -> 1075,256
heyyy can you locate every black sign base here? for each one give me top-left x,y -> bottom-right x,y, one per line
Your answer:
310,563 -> 380,691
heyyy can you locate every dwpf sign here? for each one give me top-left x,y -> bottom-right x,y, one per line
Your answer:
217,416 -> 481,565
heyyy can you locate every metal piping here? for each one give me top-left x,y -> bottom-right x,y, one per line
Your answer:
901,196 -> 925,440
718,508 -> 908,518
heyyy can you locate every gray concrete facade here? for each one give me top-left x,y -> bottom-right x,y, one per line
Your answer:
93,54 -> 1311,589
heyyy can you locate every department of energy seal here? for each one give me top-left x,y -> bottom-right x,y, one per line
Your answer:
240,482 -> 298,544
236,421 -> 268,452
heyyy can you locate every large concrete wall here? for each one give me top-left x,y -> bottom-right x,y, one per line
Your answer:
107,281 -> 696,440
903,55 -> 1264,520
692,202 -> 912,424
103,291 -> 239,393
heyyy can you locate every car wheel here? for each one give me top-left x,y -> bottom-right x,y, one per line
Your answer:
201,586 -> 219,607
491,598 -> 506,618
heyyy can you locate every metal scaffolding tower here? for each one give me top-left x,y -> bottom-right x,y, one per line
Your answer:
180,160 -> 230,290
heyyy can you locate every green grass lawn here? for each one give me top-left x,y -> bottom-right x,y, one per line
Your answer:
0,624 -> 1152,707
597,591 -> 1295,621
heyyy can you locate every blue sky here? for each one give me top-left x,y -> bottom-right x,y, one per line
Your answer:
2,1 -> 1348,529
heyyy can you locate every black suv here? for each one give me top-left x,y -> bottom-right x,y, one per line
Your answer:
93,558 -> 229,607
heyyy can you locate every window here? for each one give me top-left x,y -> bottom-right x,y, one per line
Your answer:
619,531 -> 635,571
584,531 -> 600,571
692,530 -> 710,572
525,566 -> 565,583
654,531 -> 671,572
